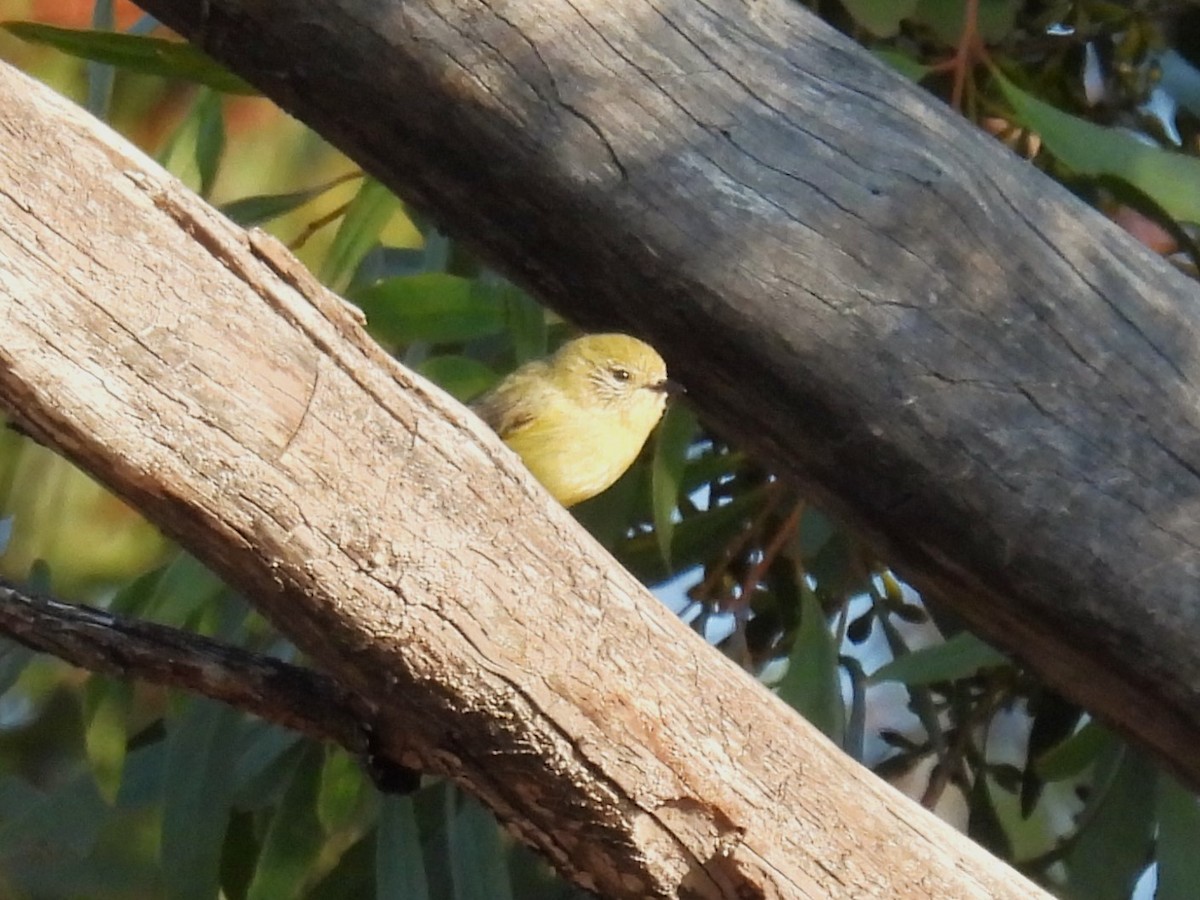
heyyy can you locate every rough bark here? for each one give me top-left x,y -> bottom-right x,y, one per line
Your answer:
124,0 -> 1200,790
0,63 -> 1046,898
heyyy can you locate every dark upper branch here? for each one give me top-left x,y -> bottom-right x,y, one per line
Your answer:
132,0 -> 1200,788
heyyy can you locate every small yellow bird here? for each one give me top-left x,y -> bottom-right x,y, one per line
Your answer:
473,334 -> 679,507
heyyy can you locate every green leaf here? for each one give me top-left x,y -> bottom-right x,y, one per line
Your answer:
230,723 -> 305,810
776,584 -> 843,739
85,0 -> 116,119
843,0 -> 919,37
913,0 -> 1017,44
246,744 -> 326,900
650,404 -> 697,571
133,552 -> 225,627
156,89 -> 226,197
840,656 -> 867,760
193,90 -> 225,199
417,355 -> 499,402
377,795 -> 430,900
221,177 -> 359,227
1,23 -> 257,94
220,809 -> 260,900
0,642 -> 33,697
1020,691 -> 1082,815
617,486 -> 765,583
870,632 -> 1007,685
0,772 -> 108,858
967,773 -> 1013,860
1156,774 -> 1200,900
309,835 -> 374,900
316,747 -> 368,834
873,49 -> 931,82
446,784 -> 512,900
997,72 -> 1200,224
502,284 -> 548,364
320,178 -> 401,293
161,699 -> 243,900
1063,744 -> 1156,900
83,677 -> 132,803
352,273 -> 508,345
1035,720 -> 1109,781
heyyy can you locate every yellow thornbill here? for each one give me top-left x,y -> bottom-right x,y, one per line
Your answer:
472,334 -> 680,507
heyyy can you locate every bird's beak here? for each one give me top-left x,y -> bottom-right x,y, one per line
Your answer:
654,378 -> 686,397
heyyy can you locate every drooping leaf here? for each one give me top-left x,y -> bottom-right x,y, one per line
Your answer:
966,773 -> 1013,861
83,677 -> 132,803
417,355 -> 499,402
321,178 -> 401,293
1020,691 -> 1082,815
1,23 -> 257,94
1035,720 -> 1108,782
446,784 -> 512,900
161,699 -> 243,900
843,0 -> 919,37
246,743 -> 326,900
85,0 -> 115,119
651,404 -> 698,571
192,90 -> 225,199
913,0 -> 1018,44
351,273 -> 508,345
501,282 -> 548,363
776,584 -> 843,740
1062,744 -> 1156,900
870,632 -> 1007,685
0,772 -> 109,859
377,795 -> 431,900
1156,774 -> 1200,900
0,514 -> 12,554
221,178 -> 357,227
997,72 -> 1200,224
840,655 -> 867,761
309,834 -> 374,900
316,747 -> 369,835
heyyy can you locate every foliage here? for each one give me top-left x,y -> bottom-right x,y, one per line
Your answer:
2,1 -> 1200,898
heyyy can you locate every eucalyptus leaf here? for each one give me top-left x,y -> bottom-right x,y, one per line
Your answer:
1156,774 -> 1200,900
377,795 -> 431,900
83,677 -> 132,803
776,585 -> 843,740
651,404 -> 698,571
446,784 -> 512,900
246,744 -> 326,900
2,23 -> 257,94
351,273 -> 508,344
870,632 -> 1007,685
417,355 -> 499,402
1035,720 -> 1109,782
843,0 -> 918,37
161,699 -> 243,900
1062,745 -> 1156,900
997,72 -> 1200,224
321,178 -> 401,293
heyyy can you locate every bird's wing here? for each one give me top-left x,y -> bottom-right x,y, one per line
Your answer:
471,363 -> 546,440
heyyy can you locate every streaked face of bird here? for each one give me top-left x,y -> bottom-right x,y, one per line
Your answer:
553,334 -> 673,430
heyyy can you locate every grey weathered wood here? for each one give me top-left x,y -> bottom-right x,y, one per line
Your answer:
132,0 -> 1200,786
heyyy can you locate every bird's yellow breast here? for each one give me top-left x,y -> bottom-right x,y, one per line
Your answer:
502,398 -> 659,507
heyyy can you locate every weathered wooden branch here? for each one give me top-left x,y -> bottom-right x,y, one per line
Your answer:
128,0 -> 1200,790
0,63 -> 1045,898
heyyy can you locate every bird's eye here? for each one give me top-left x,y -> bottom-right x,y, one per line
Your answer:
610,366 -> 631,382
